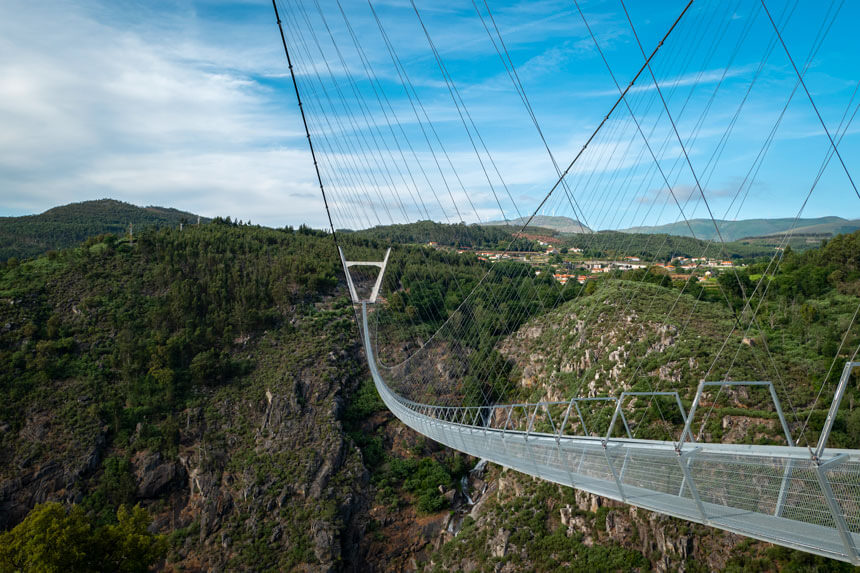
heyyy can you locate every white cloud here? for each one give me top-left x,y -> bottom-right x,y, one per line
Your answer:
1,0 -> 856,231
585,66 -> 756,98
0,0 -> 322,226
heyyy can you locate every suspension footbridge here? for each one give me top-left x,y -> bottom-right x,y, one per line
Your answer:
273,0 -> 860,563
363,295 -> 860,563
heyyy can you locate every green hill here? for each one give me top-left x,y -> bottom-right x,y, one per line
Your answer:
480,215 -> 591,234
623,216 -> 860,242
564,229 -> 776,259
0,199 -> 208,261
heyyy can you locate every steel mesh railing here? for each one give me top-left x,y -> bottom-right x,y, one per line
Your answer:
361,303 -> 860,564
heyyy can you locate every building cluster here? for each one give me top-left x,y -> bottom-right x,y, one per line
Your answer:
552,273 -> 600,285
437,242 -> 740,286
672,256 -> 734,269
536,240 -> 582,254
549,256 -> 739,285
474,251 -> 530,262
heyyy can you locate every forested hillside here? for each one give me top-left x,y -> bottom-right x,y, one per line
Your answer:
0,221 -> 480,571
351,220 -> 543,251
0,199 -> 208,262
417,232 -> 860,572
623,216 -> 860,242
0,219 -> 858,572
480,215 -> 591,234
351,220 -> 783,259
563,229 -> 780,259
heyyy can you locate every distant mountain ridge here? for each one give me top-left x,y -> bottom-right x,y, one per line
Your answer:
481,215 -> 591,234
0,199 -> 208,261
622,216 -> 860,242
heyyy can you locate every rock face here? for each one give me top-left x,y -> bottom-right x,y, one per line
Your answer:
0,422 -> 106,530
424,465 -> 746,572
161,318 -> 372,571
0,299 -> 374,572
499,293 -> 692,402
406,283 -> 802,571
133,451 -> 186,499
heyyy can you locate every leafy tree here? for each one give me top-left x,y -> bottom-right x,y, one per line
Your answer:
717,270 -> 753,300
100,505 -> 168,573
0,502 -> 165,573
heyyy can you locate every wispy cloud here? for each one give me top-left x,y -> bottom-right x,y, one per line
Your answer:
585,66 -> 756,98
1,0 -> 857,230
0,0 -> 324,226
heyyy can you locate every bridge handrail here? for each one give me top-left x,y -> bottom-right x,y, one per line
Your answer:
360,302 -> 860,564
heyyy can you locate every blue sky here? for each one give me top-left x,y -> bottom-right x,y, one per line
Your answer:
1,0 -> 858,230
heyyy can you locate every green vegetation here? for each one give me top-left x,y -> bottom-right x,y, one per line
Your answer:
1,208 -> 859,571
428,475 -> 647,572
497,230 -> 860,450
623,215 -> 860,242
722,542 -> 855,572
563,229 -> 775,259
480,215 -> 591,234
352,219 -> 542,251
81,456 -> 138,525
344,379 -> 468,514
0,502 -> 165,573
351,219 -> 778,259
0,199 -> 208,262
0,221 -> 342,463
377,254 -> 575,406
747,235 -> 860,298
343,378 -> 386,469
0,220 -> 374,569
376,455 -> 467,514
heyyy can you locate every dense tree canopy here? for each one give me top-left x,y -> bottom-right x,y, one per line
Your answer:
0,199 -> 207,262
0,502 -> 165,573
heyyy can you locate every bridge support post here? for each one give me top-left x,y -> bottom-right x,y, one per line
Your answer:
679,381 -> 704,449
774,458 -> 794,518
608,391 -> 689,441
534,403 -> 560,445
678,448 -> 708,524
558,401 -> 573,442
526,404 -> 539,440
603,443 -> 627,502
573,401 -> 588,436
814,454 -> 859,563
338,247 -> 391,304
606,397 -> 632,440
679,381 -> 794,449
815,362 -> 860,460
501,406 -> 513,444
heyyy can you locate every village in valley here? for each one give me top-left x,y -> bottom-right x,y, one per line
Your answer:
428,237 -> 742,287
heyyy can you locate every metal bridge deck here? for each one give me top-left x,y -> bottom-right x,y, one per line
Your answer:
361,303 -> 860,564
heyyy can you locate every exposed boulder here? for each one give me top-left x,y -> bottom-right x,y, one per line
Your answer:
133,450 -> 187,499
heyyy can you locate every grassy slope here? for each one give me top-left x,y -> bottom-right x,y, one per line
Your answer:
499,279 -> 860,444
480,215 -> 592,234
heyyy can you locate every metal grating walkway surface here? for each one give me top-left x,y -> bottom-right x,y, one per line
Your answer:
361,303 -> 860,564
